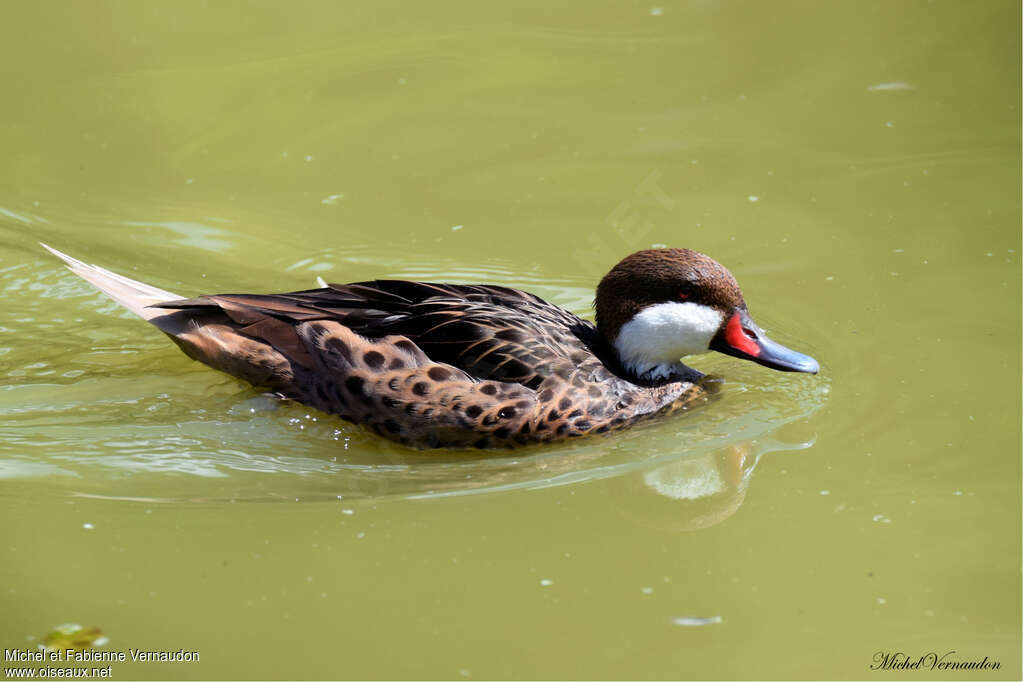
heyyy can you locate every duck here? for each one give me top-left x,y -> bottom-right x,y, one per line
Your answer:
41,244 -> 818,449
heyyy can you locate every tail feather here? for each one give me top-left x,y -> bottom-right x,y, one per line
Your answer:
40,243 -> 181,321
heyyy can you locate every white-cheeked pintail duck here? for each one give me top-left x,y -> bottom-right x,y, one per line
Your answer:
42,245 -> 818,449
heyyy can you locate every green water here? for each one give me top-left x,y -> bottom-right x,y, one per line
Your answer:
1,1 -> 1019,679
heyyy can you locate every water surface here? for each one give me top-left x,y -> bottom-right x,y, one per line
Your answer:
0,1 -> 1019,679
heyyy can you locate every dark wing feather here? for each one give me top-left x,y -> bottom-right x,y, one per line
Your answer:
155,281 -> 597,390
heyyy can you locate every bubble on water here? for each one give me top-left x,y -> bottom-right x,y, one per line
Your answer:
867,82 -> 915,92
671,616 -> 722,626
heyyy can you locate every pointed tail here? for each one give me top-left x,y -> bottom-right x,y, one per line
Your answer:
40,243 -> 181,321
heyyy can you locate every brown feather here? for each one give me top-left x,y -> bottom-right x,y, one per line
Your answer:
144,280 -> 711,449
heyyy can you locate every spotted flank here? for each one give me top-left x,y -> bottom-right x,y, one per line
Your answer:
42,244 -> 817,450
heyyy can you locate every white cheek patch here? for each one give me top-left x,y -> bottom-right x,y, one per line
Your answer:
614,302 -> 723,376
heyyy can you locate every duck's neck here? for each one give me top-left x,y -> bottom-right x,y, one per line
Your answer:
586,328 -> 704,388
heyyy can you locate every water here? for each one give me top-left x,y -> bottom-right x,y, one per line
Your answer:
0,1 -> 1019,678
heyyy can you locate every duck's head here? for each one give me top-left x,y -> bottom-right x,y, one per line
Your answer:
595,248 -> 818,384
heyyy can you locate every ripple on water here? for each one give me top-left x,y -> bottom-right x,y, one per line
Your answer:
0,359 -> 829,517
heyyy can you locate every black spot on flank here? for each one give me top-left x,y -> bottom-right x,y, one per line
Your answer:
428,366 -> 451,381
324,337 -> 353,363
388,358 -> 405,370
556,424 -> 569,435
574,420 -> 592,431
404,403 -> 417,416
479,384 -> 497,395
382,396 -> 400,408
482,415 -> 498,426
394,339 -> 417,354
465,405 -> 482,419
388,377 -> 401,391
568,409 -> 583,419
515,400 -> 531,409
596,425 -> 610,433
524,375 -> 544,390
412,382 -> 429,396
538,388 -> 554,402
383,420 -> 401,434
494,427 -> 511,439
558,397 -> 572,410
497,406 -> 516,419
587,385 -> 602,398
517,423 -> 530,435
546,410 -> 560,422
422,408 -> 435,418
344,376 -> 365,395
363,351 -> 385,368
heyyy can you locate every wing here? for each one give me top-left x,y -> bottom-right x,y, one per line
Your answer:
154,281 -> 599,390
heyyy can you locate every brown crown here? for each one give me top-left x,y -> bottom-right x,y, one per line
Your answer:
594,248 -> 746,342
